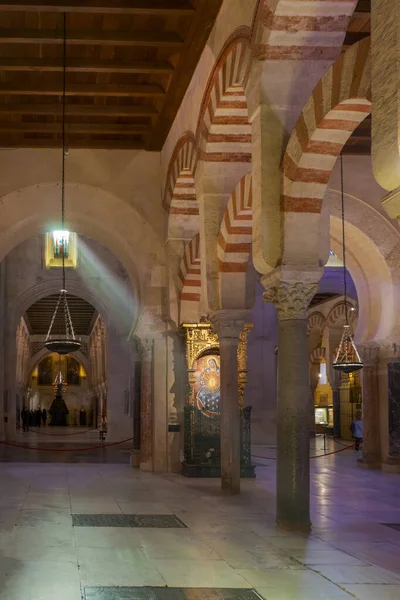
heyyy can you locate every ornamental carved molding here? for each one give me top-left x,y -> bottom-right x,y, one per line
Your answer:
264,282 -> 318,321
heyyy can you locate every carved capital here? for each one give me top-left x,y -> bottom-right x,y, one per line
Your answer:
209,309 -> 251,340
140,338 -> 154,361
358,344 -> 379,368
264,282 -> 318,321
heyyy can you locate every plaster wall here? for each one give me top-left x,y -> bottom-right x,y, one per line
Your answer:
0,149 -> 163,239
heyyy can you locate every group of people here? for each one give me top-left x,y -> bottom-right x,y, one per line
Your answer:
20,407 -> 47,432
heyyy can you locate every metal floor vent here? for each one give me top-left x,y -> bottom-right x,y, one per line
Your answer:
84,588 -> 263,600
72,514 -> 187,528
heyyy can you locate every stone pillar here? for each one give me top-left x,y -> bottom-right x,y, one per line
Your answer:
140,338 -> 154,471
379,343 -> 400,473
358,345 -> 381,469
210,309 -> 249,495
309,362 -> 320,437
264,280 -> 318,532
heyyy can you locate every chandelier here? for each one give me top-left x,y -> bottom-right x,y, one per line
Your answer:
332,154 -> 362,373
45,13 -> 81,356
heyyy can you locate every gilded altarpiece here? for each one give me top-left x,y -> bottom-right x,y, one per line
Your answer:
181,322 -> 255,478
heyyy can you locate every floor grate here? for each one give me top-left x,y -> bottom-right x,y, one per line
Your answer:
72,514 -> 187,528
84,588 -> 263,600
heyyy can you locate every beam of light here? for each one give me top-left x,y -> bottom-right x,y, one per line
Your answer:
76,236 -> 137,336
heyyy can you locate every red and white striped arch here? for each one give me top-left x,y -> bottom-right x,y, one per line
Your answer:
178,233 -> 201,304
256,0 -> 358,62
307,311 -> 326,337
197,34 -> 252,166
309,346 -> 326,364
326,300 -> 357,329
282,37 -> 371,215
163,133 -> 199,239
218,172 -> 252,273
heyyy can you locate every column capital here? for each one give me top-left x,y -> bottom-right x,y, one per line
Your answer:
378,341 -> 400,363
263,281 -> 318,321
358,343 -> 379,367
209,309 -> 251,339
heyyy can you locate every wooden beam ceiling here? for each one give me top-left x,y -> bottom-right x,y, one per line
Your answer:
0,0 -> 223,150
0,1 -> 195,16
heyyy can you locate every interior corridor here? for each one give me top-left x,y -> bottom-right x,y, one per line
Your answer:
0,444 -> 399,600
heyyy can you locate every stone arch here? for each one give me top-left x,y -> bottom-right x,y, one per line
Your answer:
28,347 -> 90,382
252,1 -> 358,62
281,37 -> 371,266
326,300 -> 357,330
309,346 -> 326,365
0,182 -> 166,334
327,188 -> 400,343
307,312 -> 326,337
163,132 -> 199,240
196,30 -> 252,313
197,31 -> 252,174
178,233 -> 201,322
217,172 -> 252,308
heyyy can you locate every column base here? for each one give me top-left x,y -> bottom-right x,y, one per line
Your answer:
276,518 -> 312,534
382,457 -> 400,474
140,458 -> 154,472
357,457 -> 381,470
130,449 -> 140,468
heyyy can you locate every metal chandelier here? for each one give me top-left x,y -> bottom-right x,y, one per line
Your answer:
45,13 -> 81,356
332,154 -> 362,374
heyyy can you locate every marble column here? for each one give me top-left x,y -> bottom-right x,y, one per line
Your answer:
379,344 -> 400,473
358,345 -> 381,469
309,362 -> 320,437
210,309 -> 249,495
264,281 -> 318,532
140,338 -> 154,471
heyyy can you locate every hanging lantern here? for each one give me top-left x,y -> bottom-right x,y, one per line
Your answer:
44,13 -> 80,356
332,155 -> 362,374
44,13 -> 81,354
333,324 -> 363,373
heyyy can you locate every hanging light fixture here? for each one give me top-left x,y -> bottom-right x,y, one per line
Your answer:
45,13 -> 81,356
332,154 -> 362,374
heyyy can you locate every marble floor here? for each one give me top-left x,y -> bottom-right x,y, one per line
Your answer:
0,437 -> 399,599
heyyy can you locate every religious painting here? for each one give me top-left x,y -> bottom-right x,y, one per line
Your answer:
66,356 -> 80,385
38,356 -> 53,386
194,354 -> 220,418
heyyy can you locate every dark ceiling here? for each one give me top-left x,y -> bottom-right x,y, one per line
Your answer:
0,0 -> 223,151
25,293 -> 97,336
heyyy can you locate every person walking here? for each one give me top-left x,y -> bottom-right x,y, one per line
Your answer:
350,411 -> 363,451
42,408 -> 47,427
21,407 -> 29,432
36,406 -> 42,428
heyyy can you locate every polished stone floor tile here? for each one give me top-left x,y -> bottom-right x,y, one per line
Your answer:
153,559 -> 251,588
314,564 -> 400,584
72,514 -> 186,528
342,584 -> 400,600
84,589 -> 262,600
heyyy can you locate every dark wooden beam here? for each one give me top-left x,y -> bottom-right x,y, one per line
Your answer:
355,0 -> 370,12
0,83 -> 165,96
0,122 -> 149,134
0,138 -> 146,149
0,57 -> 174,74
0,1 -> 195,15
148,0 -> 224,151
0,103 -> 158,116
0,29 -> 184,47
343,31 -> 370,46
